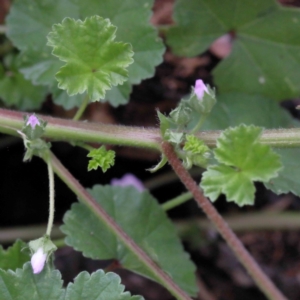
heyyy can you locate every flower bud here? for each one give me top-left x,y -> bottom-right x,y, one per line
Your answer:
31,247 -> 47,274
194,79 -> 208,100
26,114 -> 40,129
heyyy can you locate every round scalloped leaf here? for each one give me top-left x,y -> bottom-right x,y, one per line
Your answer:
192,93 -> 300,198
6,0 -> 164,107
51,86 -> 86,109
68,0 -> 165,84
65,270 -> 144,300
47,16 -> 133,101
264,148 -> 300,196
0,240 -> 30,271
0,68 -> 47,110
6,0 -> 78,86
0,262 -> 64,299
61,185 -> 197,296
201,124 -> 282,206
199,93 -> 296,130
166,0 -> 300,100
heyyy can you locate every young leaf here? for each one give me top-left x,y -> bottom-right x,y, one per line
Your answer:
68,0 -> 165,103
200,125 -> 282,206
0,240 -> 30,271
61,185 -> 197,296
166,0 -> 300,100
47,16 -> 134,101
65,270 -> 144,300
190,93 -> 300,198
6,0 -> 164,107
0,262 -> 64,299
87,146 -> 115,172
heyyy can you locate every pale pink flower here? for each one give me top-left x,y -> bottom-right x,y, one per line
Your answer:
210,34 -> 232,58
31,248 -> 46,274
111,173 -> 145,192
194,79 -> 208,100
26,115 -> 40,129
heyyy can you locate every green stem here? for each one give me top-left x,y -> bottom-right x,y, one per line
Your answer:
1,108 -> 300,148
49,150 -> 191,300
162,192 -> 193,211
161,141 -> 288,300
45,158 -> 55,236
73,95 -> 90,121
0,108 -> 161,150
190,114 -> 208,134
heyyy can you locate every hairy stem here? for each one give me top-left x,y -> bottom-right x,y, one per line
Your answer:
161,142 -> 287,300
45,158 -> 55,237
1,108 -> 300,149
49,150 -> 191,300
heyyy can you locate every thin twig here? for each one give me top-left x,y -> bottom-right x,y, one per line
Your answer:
161,141 -> 288,300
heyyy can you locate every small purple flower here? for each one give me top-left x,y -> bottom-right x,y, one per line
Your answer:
31,247 -> 46,274
194,79 -> 208,100
111,173 -> 145,192
26,115 -> 40,129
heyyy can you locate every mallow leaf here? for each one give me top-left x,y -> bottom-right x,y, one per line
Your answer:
47,16 -> 134,101
0,240 -> 30,271
61,185 -> 197,296
167,0 -> 300,100
6,0 -> 164,107
200,125 -> 282,206
65,270 -> 144,300
192,93 -> 300,198
6,0 -> 78,86
0,262 -> 64,300
0,67 -> 47,110
264,148 -> 300,196
87,146 -> 115,172
198,93 -> 297,130
68,0 -> 165,102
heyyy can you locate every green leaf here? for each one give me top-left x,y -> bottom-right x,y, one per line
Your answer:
87,146 -> 115,172
166,0 -> 300,100
69,0 -> 165,89
199,93 -> 296,130
6,0 -> 78,85
0,262 -> 64,300
65,270 -> 144,300
264,148 -> 300,196
0,240 -> 30,271
61,185 -> 197,296
6,0 -> 164,107
192,93 -> 300,198
200,125 -> 282,206
0,67 -> 47,110
51,86 -> 85,109
47,16 -> 133,101
105,81 -> 132,107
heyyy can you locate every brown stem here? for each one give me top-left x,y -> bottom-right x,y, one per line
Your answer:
48,151 -> 191,300
161,142 -> 288,300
